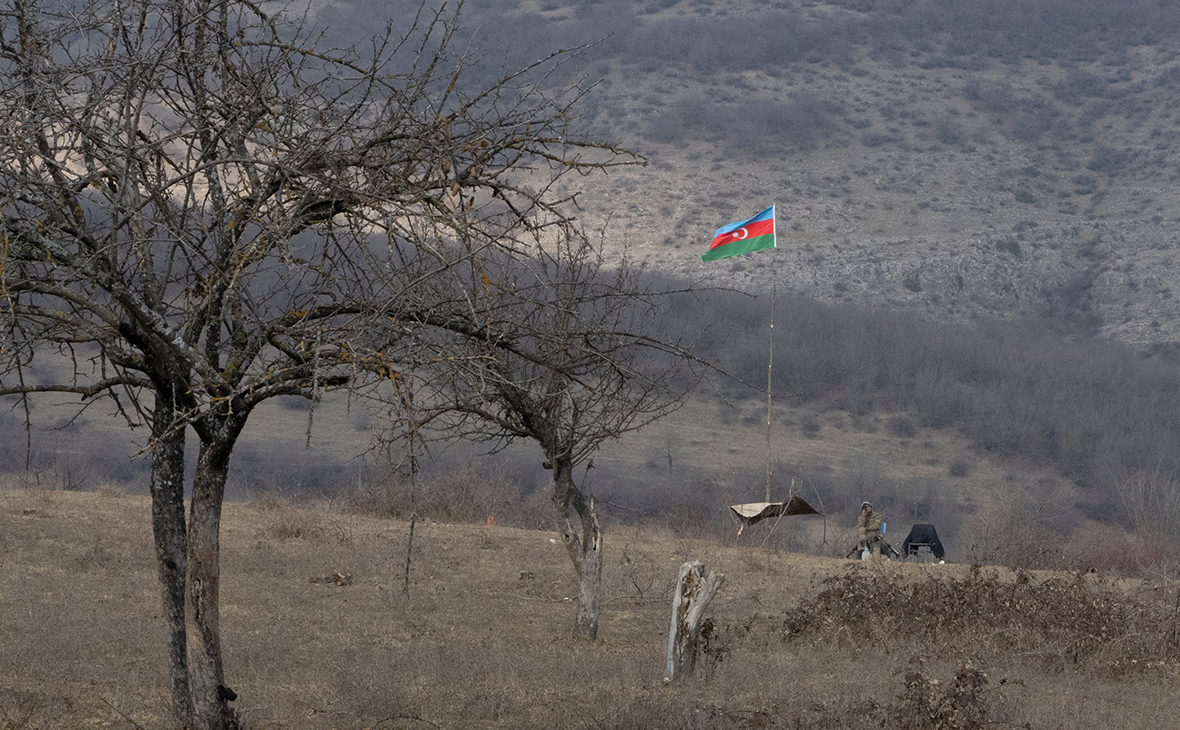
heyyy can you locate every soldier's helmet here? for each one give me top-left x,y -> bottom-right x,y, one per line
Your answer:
861,501 -> 872,510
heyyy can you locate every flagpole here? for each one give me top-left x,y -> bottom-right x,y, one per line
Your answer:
702,204 -> 777,502
765,211 -> 776,502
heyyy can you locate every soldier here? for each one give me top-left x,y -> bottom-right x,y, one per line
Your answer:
856,501 -> 886,559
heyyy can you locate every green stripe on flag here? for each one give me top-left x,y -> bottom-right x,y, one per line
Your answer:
702,233 -> 775,262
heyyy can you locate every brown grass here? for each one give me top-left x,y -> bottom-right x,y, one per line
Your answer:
2,488 -> 1179,729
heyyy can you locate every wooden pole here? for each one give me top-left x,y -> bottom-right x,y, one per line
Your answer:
765,223 -> 777,502
764,257 -> 774,502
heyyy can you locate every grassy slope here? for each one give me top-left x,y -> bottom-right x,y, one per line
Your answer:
4,0 -> 1178,608
483,0 -> 1180,536
545,1 -> 1180,349
3,488 -> 1177,729
0,343 -> 1072,563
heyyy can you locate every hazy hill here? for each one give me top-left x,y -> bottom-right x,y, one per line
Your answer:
315,0 -> 1180,540
8,0 -> 1180,558
333,0 -> 1180,350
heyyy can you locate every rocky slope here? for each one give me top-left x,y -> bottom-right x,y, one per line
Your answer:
504,0 -> 1180,352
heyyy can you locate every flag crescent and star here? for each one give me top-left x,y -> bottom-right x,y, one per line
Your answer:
702,205 -> 776,262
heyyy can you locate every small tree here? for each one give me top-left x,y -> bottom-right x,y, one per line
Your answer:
0,1 -> 634,726
393,228 -> 696,639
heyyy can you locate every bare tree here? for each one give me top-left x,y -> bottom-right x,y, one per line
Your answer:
0,1 -> 634,726
389,228 -> 696,639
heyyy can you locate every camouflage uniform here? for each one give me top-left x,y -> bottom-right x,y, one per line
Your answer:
856,503 -> 885,559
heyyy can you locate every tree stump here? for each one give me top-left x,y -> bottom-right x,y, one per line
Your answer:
664,560 -> 725,681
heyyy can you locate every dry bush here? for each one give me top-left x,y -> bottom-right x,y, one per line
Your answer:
584,694 -> 879,730
960,488 -> 1080,571
96,484 -> 126,498
411,465 -> 518,523
584,658 -> 1022,730
891,657 -> 1024,730
887,415 -> 915,436
248,491 -> 290,512
1059,522 -> 1180,576
345,464 -> 531,526
249,493 -> 327,540
961,491 -> 1180,575
773,565 -> 1179,670
264,506 -> 326,540
641,480 -> 733,541
1116,464 -> 1180,541
0,691 -> 42,730
609,540 -> 676,605
341,480 -> 402,517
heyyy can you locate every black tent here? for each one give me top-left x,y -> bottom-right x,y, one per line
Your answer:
901,524 -> 946,561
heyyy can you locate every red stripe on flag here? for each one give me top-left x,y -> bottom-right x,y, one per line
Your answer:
709,218 -> 774,250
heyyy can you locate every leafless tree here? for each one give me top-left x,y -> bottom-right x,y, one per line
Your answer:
386,228 -> 697,639
0,1 -> 635,726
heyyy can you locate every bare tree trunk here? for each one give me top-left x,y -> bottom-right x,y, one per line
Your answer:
149,390 -> 192,728
187,413 -> 247,730
562,505 -> 603,639
553,457 -> 603,640
664,560 -> 724,681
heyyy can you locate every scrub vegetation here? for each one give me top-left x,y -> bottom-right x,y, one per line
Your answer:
3,488 -> 1179,729
9,284 -> 1180,569
7,0 -> 1180,726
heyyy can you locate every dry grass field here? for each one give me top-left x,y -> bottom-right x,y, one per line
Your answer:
9,3 -> 1180,726
3,487 -> 1179,729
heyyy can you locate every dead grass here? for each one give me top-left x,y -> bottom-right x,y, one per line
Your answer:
2,488 -> 1179,729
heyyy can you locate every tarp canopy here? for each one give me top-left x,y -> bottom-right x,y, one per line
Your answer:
901,523 -> 946,560
729,496 -> 820,527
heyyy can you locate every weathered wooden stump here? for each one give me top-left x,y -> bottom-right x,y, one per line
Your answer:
664,560 -> 725,681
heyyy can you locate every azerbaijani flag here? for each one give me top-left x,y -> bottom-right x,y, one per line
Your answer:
702,206 -> 776,262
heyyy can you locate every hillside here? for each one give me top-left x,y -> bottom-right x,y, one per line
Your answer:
2,488 -> 1177,729
8,7 -> 1180,725
7,0 -> 1180,562
400,0 -> 1180,351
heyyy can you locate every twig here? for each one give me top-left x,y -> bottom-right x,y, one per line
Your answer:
404,510 -> 416,595
98,696 -> 148,730
374,713 -> 440,728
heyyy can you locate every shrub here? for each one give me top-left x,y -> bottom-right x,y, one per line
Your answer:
346,464 -> 527,526
948,458 -> 971,478
862,131 -> 897,147
249,494 -> 327,539
1087,144 -> 1132,174
995,236 -> 1021,256
591,659 -> 1023,730
265,506 -> 326,540
934,115 -> 964,145
774,564 -> 1180,669
1059,523 -> 1180,576
892,657 -> 1022,730
800,413 -> 822,438
1054,68 -> 1106,105
888,415 -> 918,438
963,77 -> 1016,112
